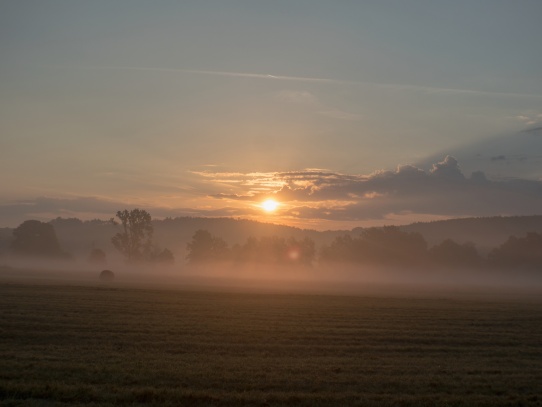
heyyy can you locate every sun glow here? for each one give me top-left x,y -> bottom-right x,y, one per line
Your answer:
261,199 -> 279,212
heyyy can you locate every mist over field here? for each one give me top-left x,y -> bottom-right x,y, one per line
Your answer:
1,213 -> 542,296
2,261 -> 541,300
2,215 -> 542,407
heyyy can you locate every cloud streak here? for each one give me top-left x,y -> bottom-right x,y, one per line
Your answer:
56,65 -> 542,99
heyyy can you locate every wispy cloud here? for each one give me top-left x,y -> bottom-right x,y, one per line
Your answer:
55,65 -> 542,99
515,111 -> 542,127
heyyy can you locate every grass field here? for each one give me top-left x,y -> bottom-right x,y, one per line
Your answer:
1,279 -> 542,406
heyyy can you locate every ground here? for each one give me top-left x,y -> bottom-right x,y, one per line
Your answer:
1,270 -> 541,406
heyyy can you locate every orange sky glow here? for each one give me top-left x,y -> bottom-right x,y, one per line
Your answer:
1,2 -> 542,229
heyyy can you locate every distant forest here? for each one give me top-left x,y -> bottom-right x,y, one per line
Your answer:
1,214 -> 542,271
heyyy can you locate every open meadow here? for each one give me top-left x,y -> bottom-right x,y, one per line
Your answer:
1,272 -> 542,406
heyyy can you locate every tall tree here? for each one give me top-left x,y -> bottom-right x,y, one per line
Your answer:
428,239 -> 480,268
488,232 -> 542,270
111,209 -> 153,263
11,220 -> 68,259
232,236 -> 315,266
152,248 -> 175,265
319,227 -> 427,266
186,230 -> 229,264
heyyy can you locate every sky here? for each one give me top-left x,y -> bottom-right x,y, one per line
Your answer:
1,1 -> 542,229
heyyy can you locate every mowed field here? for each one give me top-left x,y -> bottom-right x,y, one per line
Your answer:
1,279 -> 542,406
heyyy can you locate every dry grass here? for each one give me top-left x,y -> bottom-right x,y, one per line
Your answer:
1,280 -> 541,406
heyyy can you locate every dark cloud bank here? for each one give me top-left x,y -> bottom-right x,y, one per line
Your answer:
1,157 -> 541,227
212,156 -> 542,221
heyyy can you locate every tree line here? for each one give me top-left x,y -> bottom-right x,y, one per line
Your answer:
6,209 -> 174,266
3,209 -> 542,271
186,229 -> 315,266
187,225 -> 542,271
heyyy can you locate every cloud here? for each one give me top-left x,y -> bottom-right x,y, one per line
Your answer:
522,126 -> 542,136
3,157 -> 542,227
64,65 -> 542,99
429,155 -> 465,180
515,112 -> 542,127
491,155 -> 507,162
201,156 -> 542,221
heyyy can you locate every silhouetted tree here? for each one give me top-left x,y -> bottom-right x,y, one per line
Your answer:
488,232 -> 542,270
232,236 -> 315,265
51,217 -> 116,256
361,227 -> 427,265
186,230 -> 230,264
286,237 -> 316,266
152,248 -> 175,265
320,226 -> 427,266
429,239 -> 481,268
111,209 -> 153,263
240,236 -> 287,264
320,235 -> 357,263
88,248 -> 107,265
11,220 -> 69,259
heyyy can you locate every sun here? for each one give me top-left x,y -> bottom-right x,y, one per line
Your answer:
261,199 -> 279,212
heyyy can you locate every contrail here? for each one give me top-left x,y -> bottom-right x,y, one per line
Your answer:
53,65 -> 542,99
62,65 -> 341,84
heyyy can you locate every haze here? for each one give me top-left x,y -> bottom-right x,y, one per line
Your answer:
1,1 -> 542,230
